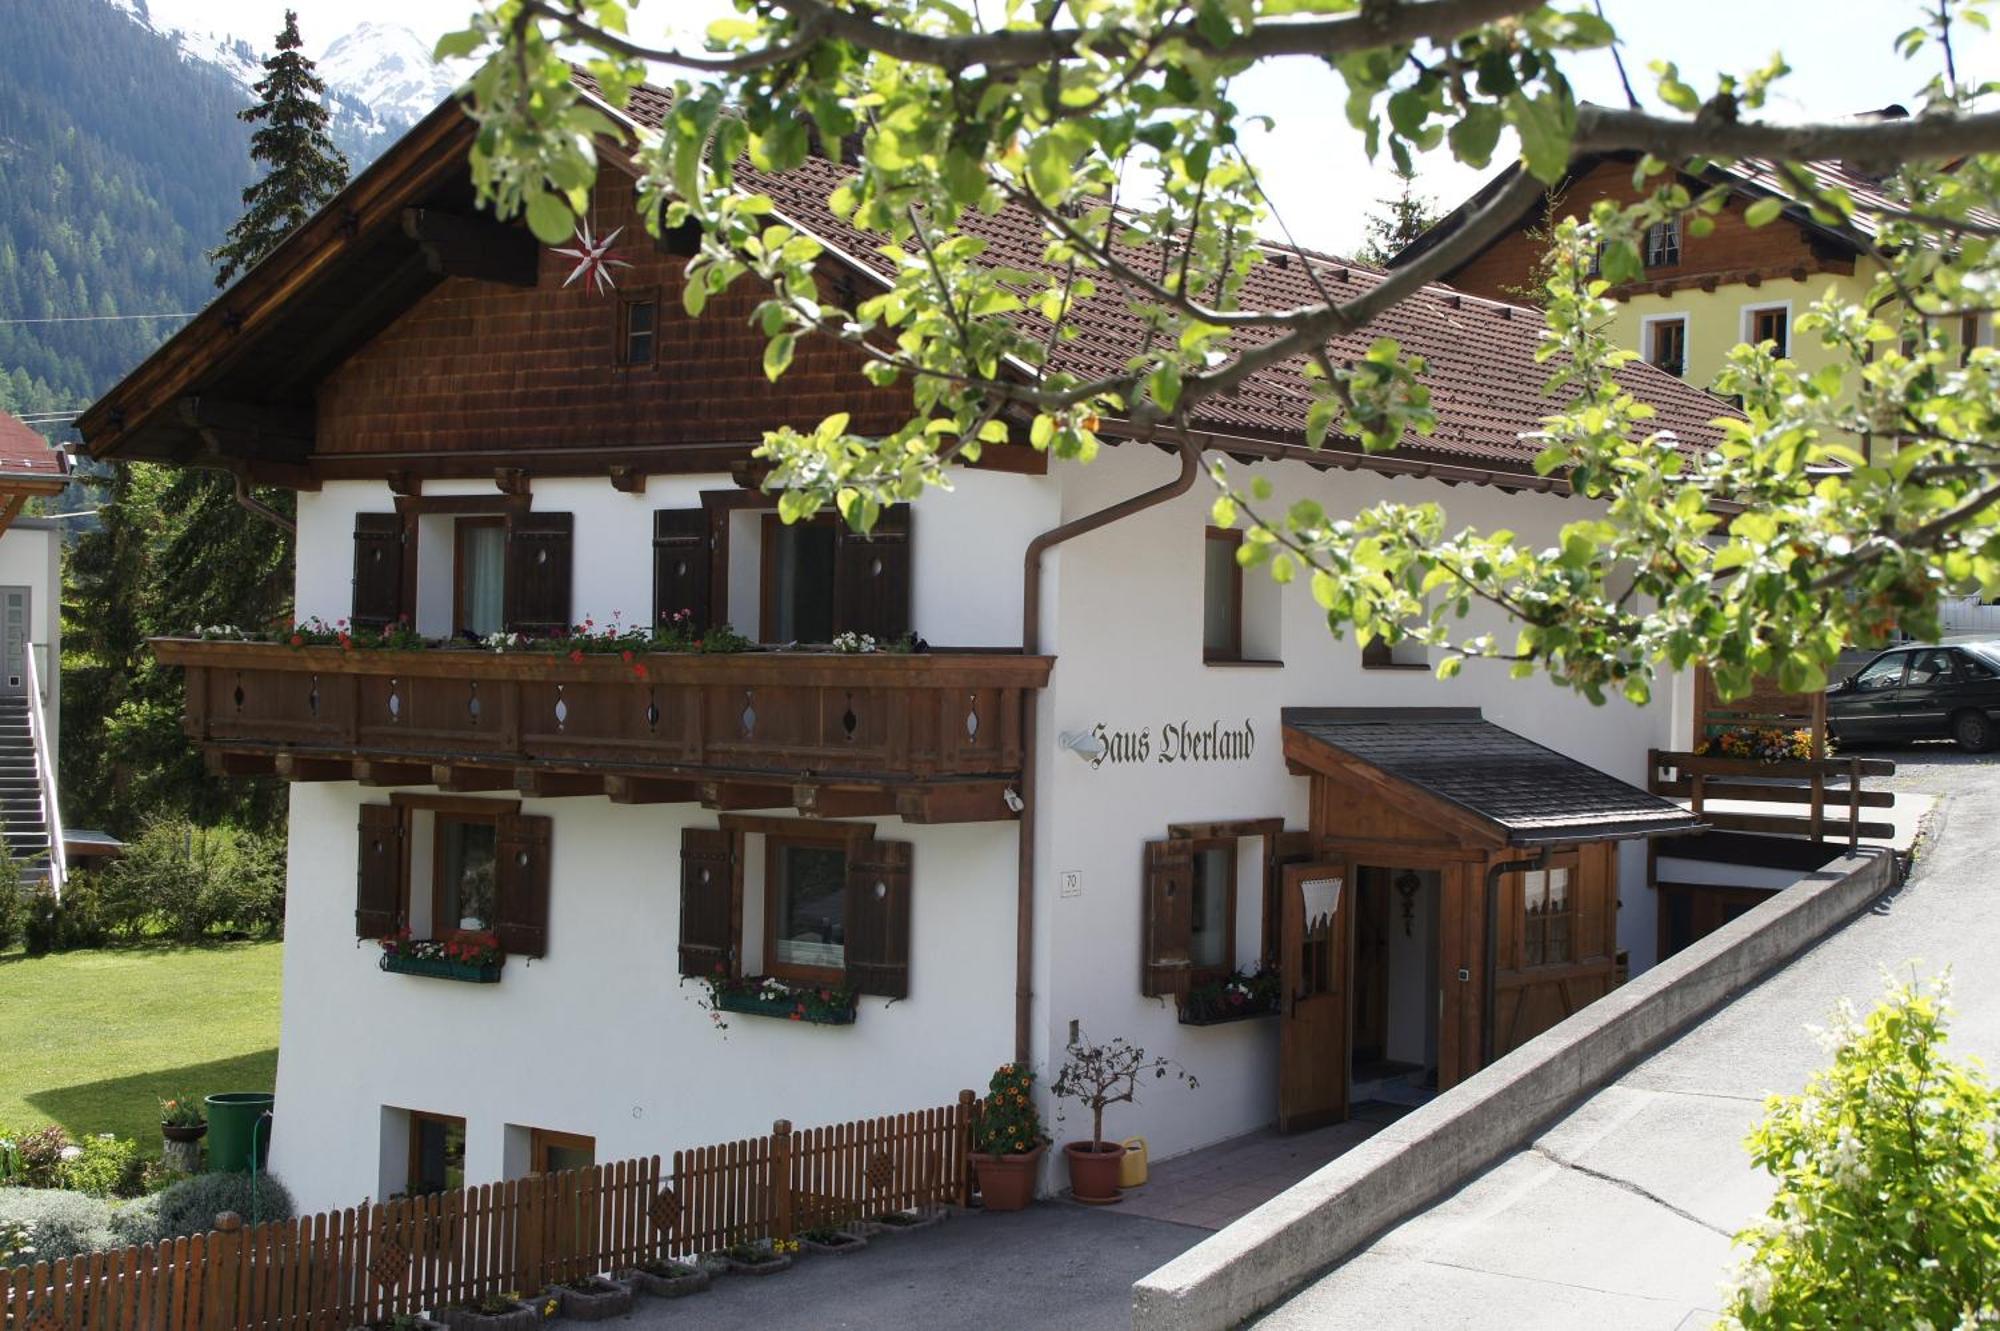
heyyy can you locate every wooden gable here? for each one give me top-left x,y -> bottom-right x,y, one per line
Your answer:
1283,727 -> 1507,853
313,169 -> 910,478
1445,157 -> 1854,306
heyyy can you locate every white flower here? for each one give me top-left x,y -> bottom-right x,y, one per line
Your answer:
57,1144 -> 83,1161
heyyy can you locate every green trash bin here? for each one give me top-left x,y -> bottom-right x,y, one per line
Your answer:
205,1093 -> 274,1174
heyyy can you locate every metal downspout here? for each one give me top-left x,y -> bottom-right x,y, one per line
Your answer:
1013,438 -> 1203,1063
1481,845 -> 1552,1069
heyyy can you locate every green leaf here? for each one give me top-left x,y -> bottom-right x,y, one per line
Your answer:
1509,92 -> 1574,185
525,192 -> 576,247
1448,106 -> 1503,169
432,28 -> 484,61
1744,196 -> 1785,228
763,334 -> 796,382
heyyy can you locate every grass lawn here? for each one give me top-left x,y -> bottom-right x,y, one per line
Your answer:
0,942 -> 280,1151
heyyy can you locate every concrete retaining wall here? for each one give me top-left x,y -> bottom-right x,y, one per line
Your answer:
1130,847 -> 1898,1331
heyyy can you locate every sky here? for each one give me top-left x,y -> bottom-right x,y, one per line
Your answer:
135,0 -> 1997,255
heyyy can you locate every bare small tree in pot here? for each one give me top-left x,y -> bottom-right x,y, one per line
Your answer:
1050,1032 -> 1196,1204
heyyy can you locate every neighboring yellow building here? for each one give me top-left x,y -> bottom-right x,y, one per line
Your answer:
1392,142 -> 1989,401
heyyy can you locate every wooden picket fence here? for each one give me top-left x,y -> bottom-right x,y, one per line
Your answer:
1,1092 -> 978,1331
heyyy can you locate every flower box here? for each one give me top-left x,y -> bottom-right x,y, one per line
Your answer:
380,954 -> 503,984
858,1209 -> 943,1235
717,1247 -> 794,1276
553,1277 -> 633,1321
715,990 -> 856,1025
1176,1003 -> 1277,1027
434,1298 -> 539,1331
617,1260 -> 711,1298
798,1228 -> 868,1256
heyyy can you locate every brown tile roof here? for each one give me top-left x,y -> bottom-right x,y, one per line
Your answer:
586,76 -> 1732,477
1284,707 -> 1701,843
0,410 -> 67,484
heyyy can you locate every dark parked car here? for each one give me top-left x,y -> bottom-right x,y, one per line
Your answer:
1827,641 -> 2000,751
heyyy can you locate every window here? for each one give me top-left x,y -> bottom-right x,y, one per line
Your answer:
1521,867 -> 1572,967
1746,305 -> 1790,356
618,295 -> 658,367
434,813 -> 499,935
1854,652 -> 1908,692
530,1128 -> 595,1175
1962,312 -> 1986,368
408,1112 -> 466,1196
762,514 -> 838,643
681,823 -> 913,998
453,517 -> 505,638
1904,649 -> 1957,688
1189,840 -> 1236,975
1958,648 -> 1997,680
1203,527 -> 1243,662
1643,218 -> 1681,268
767,836 -> 850,982
1645,317 -> 1688,378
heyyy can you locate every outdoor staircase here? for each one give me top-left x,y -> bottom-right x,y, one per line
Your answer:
0,696 -> 53,880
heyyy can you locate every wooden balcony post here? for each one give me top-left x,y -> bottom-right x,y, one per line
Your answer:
770,1119 -> 793,1243
1809,770 -> 1825,843
203,1212 -> 243,1331
1848,755 -> 1862,849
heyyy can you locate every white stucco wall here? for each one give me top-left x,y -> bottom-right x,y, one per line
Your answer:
293,471 -> 1059,648
1029,444 -> 1676,1168
270,783 -> 1018,1212
274,447 -> 1681,1207
0,519 -> 62,762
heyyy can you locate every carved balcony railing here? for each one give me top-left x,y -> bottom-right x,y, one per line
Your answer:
152,639 -> 1053,822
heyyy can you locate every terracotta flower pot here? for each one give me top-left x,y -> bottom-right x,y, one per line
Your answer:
1063,1140 -> 1127,1204
971,1143 -> 1045,1212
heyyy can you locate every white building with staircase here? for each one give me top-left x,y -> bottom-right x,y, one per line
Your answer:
0,411 -> 71,885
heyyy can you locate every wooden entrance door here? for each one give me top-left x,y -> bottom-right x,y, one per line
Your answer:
1279,860 -> 1351,1132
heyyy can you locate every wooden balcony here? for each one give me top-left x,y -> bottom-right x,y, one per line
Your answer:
153,639 -> 1053,822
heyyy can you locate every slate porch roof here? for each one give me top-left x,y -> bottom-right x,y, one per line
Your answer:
1282,707 -> 1701,845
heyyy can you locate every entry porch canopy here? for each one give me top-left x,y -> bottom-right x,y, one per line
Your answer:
1281,707 -> 1701,846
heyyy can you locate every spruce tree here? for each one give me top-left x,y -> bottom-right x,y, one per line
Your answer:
208,10 -> 347,287
1357,165 -> 1443,268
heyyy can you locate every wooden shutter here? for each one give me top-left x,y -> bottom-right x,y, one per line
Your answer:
831,504 -> 911,640
504,512 -> 574,635
1140,838 -> 1194,997
351,513 -> 406,630
1264,830 -> 1315,969
355,803 -> 406,938
652,509 -> 711,631
494,813 -> 552,958
844,839 -> 913,998
678,827 -> 739,977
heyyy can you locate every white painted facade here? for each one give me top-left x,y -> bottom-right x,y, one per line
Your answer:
0,517 -> 64,767
269,444 -> 1681,1212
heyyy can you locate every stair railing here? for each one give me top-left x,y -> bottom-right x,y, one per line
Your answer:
23,643 -> 64,893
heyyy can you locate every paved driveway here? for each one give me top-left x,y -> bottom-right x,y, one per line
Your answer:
624,1203 -> 1200,1331
1253,744 -> 1994,1330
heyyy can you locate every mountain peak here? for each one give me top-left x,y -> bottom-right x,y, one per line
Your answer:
317,22 -> 463,128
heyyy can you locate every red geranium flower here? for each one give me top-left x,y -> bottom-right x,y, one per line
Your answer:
633,663 -> 649,679
289,633 -> 304,647
569,649 -> 585,664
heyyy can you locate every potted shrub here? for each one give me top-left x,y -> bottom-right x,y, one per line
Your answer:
158,1093 -> 206,1174
968,1062 -> 1048,1212
553,1275 -> 633,1321
617,1257 -> 710,1298
1050,1032 -> 1197,1204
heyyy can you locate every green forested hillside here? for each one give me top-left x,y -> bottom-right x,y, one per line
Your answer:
0,0 -> 253,422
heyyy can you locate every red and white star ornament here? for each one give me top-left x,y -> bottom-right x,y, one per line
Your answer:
553,220 -> 633,295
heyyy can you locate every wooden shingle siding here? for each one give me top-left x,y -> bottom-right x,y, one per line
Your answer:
1447,158 -> 1838,304
314,176 -> 909,461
